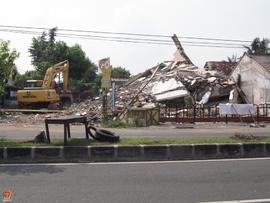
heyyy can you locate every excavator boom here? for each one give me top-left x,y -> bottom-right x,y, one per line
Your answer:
42,60 -> 69,92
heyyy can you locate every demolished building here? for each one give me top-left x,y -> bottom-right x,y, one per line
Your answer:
118,40 -> 236,111
69,36 -> 239,123
230,53 -> 270,105
204,61 -> 237,79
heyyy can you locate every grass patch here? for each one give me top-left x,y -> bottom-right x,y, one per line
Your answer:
101,120 -> 133,128
1,135 -> 270,147
118,136 -> 270,145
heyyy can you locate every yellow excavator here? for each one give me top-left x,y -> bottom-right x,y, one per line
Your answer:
17,60 -> 73,109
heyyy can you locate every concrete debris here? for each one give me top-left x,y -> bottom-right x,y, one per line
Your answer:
249,123 -> 259,128
142,103 -> 156,109
207,77 -> 217,83
80,112 -> 87,116
0,112 -> 66,125
204,61 -> 237,79
199,90 -> 212,104
70,98 -> 103,121
155,89 -> 189,102
121,49 -> 235,108
0,98 -> 104,125
229,89 -> 235,101
151,78 -> 184,95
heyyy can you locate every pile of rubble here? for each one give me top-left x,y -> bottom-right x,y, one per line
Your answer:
106,50 -> 236,111
0,111 -> 66,125
70,97 -> 103,121
68,44 -> 238,121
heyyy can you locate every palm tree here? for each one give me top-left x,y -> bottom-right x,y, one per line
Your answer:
245,38 -> 270,55
227,54 -> 238,63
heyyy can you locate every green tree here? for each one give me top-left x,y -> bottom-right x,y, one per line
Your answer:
29,29 -> 67,76
29,28 -> 97,92
66,44 -> 97,81
111,66 -> 131,79
15,70 -> 41,88
245,37 -> 270,55
0,39 -> 19,95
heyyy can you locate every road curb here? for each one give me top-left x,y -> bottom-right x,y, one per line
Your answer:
1,143 -> 270,163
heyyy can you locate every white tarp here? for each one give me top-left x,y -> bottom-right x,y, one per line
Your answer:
219,104 -> 255,115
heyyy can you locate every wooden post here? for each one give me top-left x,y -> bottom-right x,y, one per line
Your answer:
202,105 -> 205,118
45,121 -> 51,143
67,124 -> 71,138
175,106 -> 178,123
102,89 -> 108,122
112,81 -> 116,113
257,105 -> 260,123
85,121 -> 89,139
193,105 -> 196,124
64,123 -> 67,145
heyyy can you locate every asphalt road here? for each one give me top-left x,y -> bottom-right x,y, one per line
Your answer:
0,123 -> 270,140
1,158 -> 270,203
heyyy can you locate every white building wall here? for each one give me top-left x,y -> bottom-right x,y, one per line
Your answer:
231,54 -> 270,104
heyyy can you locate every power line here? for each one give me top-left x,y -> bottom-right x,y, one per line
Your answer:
52,32 -> 248,46
58,34 -> 245,48
0,28 -> 174,45
0,24 -> 252,43
0,24 -> 172,38
0,28 -> 175,46
59,34 -> 173,45
0,28 -> 41,35
59,34 -> 245,48
53,31 -> 248,46
0,28 -> 246,48
179,36 -> 251,43
0,27 -> 246,49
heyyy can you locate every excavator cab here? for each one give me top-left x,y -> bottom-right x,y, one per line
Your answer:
23,80 -> 43,90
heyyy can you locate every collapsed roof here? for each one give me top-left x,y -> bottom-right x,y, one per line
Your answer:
249,54 -> 270,73
204,61 -> 237,78
123,38 -> 235,107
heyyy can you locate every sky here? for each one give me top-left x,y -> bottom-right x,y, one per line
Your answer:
0,0 -> 269,75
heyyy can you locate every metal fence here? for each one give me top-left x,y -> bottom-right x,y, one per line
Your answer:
159,103 -> 270,123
